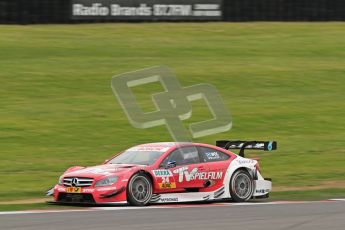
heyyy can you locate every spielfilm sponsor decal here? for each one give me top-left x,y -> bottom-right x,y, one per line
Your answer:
72,0 -> 222,20
173,166 -> 223,182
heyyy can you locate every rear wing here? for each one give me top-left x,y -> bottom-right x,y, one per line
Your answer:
216,140 -> 277,157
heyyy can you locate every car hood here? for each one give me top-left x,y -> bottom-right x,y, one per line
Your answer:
62,164 -> 143,179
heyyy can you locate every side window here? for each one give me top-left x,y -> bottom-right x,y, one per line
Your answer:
163,146 -> 200,166
198,147 -> 230,162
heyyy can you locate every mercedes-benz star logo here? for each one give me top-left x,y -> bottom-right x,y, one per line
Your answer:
71,178 -> 78,187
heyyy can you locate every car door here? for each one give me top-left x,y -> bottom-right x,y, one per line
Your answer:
159,146 -> 208,190
197,146 -> 231,189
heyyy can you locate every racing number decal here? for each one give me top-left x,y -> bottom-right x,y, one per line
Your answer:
159,176 -> 177,189
152,170 -> 177,189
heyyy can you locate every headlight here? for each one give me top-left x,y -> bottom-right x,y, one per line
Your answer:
58,176 -> 63,185
95,176 -> 118,187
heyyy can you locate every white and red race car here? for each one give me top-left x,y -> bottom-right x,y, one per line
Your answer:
49,140 -> 277,206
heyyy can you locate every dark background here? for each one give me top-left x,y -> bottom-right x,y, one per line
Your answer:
1,0 -> 345,24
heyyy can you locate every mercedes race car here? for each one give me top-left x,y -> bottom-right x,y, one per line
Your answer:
48,140 -> 277,206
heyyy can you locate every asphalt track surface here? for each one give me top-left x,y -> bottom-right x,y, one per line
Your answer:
1,200 -> 345,230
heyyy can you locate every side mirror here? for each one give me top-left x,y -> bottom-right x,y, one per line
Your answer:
165,161 -> 176,169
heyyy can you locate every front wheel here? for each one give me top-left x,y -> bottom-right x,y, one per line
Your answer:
230,169 -> 254,202
127,173 -> 152,206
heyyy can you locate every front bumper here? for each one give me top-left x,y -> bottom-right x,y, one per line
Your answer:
53,184 -> 127,204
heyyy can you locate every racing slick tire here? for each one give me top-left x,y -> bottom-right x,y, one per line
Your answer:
127,173 -> 153,206
229,169 -> 254,202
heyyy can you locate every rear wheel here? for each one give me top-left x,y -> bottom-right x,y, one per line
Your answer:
230,169 -> 254,202
127,173 -> 152,206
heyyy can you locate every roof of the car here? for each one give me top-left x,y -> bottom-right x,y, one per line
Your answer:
126,142 -> 232,155
132,142 -> 215,150
137,142 -> 187,147
131,142 -> 183,150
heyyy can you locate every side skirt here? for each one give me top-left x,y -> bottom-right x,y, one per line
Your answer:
150,186 -> 226,204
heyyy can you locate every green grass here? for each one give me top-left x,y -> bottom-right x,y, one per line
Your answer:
0,23 -> 344,203
0,203 -> 51,212
0,203 -> 85,211
269,188 -> 345,201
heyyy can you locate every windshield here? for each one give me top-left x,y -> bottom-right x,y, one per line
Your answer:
108,150 -> 166,165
